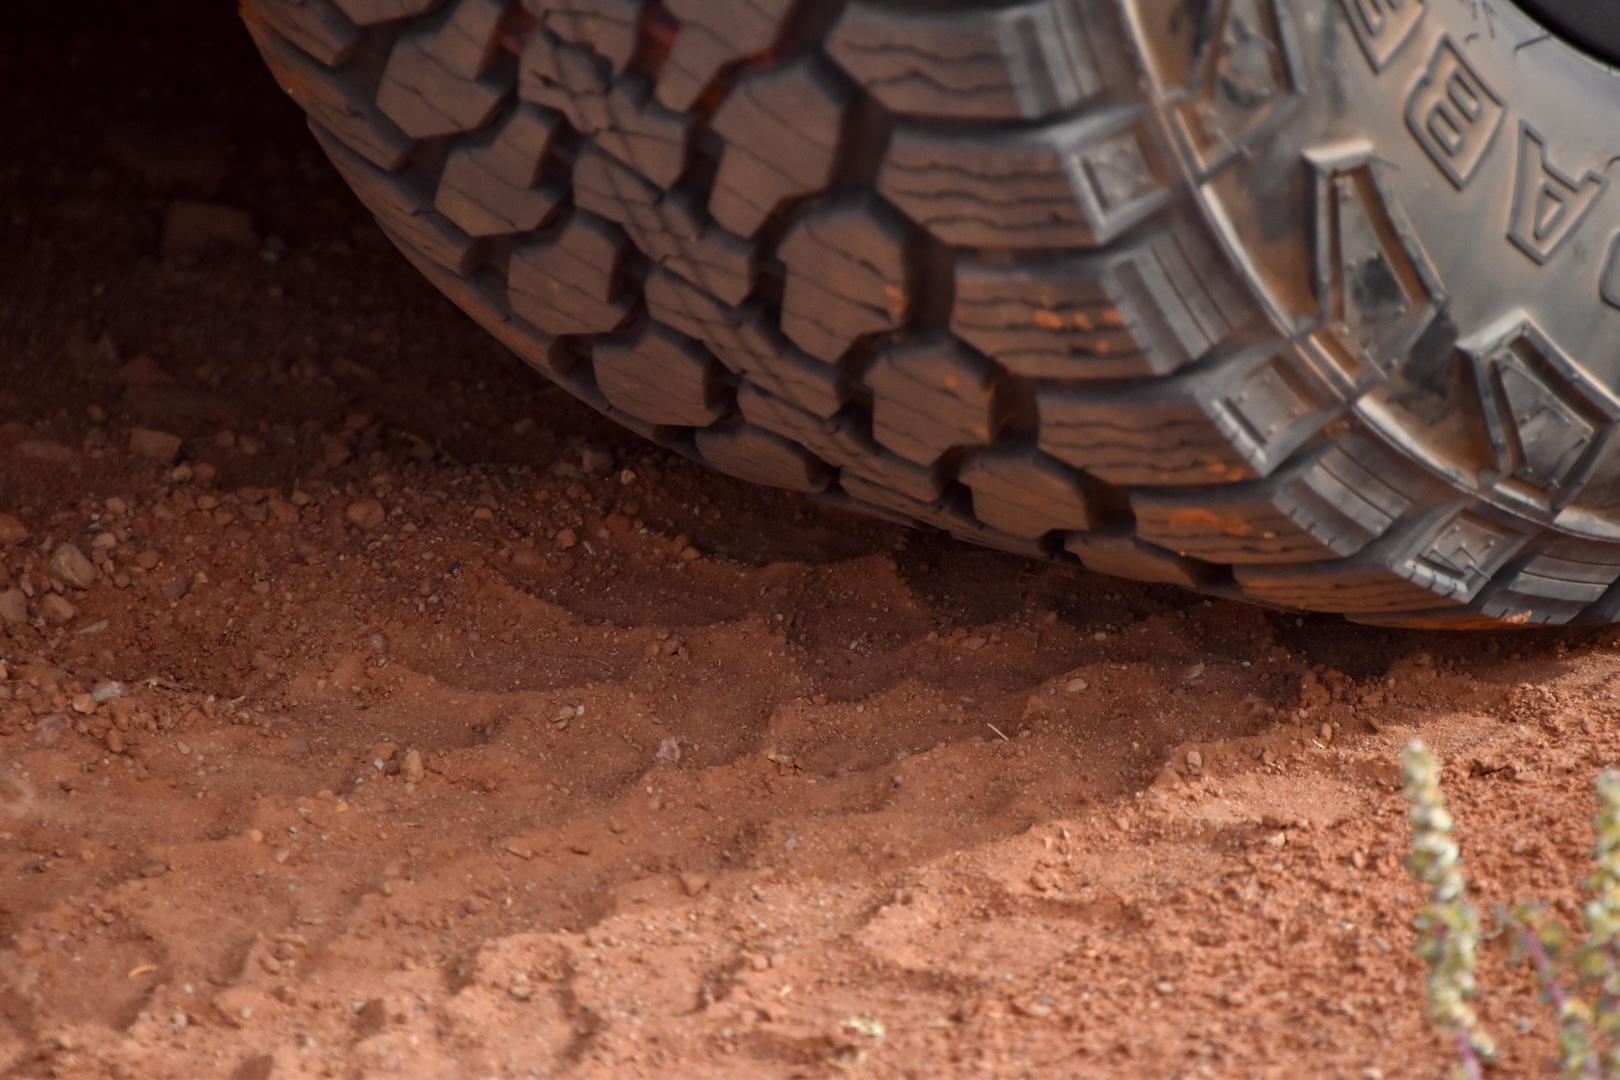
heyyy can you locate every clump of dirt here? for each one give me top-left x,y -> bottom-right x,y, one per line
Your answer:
4,3 -> 1619,1078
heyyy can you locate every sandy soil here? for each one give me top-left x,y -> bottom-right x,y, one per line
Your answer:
5,4 -> 1620,1078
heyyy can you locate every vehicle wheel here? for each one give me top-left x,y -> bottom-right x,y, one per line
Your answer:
241,0 -> 1620,627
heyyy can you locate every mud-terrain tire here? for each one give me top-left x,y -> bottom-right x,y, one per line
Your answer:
241,0 -> 1620,628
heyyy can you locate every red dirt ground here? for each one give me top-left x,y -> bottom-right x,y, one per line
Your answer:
4,4 -> 1620,1078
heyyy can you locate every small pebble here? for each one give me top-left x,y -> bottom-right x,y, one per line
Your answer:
555,528 -> 577,550
0,589 -> 28,624
1185,750 -> 1203,775
345,499 -> 386,530
679,871 -> 710,897
129,427 -> 183,463
402,748 -> 424,784
0,513 -> 27,545
49,543 -> 97,589
33,714 -> 69,748
1064,677 -> 1088,693
38,594 -> 76,625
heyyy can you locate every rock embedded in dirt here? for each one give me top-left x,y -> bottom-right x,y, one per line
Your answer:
0,513 -> 26,545
345,499 -> 386,529
679,872 -> 711,896
555,527 -> 577,550
49,543 -> 97,589
33,713 -> 69,748
38,593 -> 76,625
1064,677 -> 1089,693
117,355 -> 176,386
402,748 -> 424,784
0,588 -> 27,623
16,439 -> 75,463
129,427 -> 183,463
161,200 -> 258,260
1185,750 -> 1204,775
580,445 -> 614,477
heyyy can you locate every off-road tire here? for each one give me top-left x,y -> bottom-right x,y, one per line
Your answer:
241,0 -> 1620,628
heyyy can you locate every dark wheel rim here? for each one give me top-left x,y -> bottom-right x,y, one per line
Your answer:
1515,0 -> 1620,67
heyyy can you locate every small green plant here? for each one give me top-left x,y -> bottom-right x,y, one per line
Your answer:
1402,740 -> 1497,1076
1401,741 -> 1620,1078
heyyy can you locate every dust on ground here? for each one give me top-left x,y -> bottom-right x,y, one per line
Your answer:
4,3 -> 1620,1078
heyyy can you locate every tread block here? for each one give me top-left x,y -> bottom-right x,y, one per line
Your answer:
842,451 -> 941,505
953,229 -> 1253,379
959,449 -> 1092,539
656,0 -> 796,111
879,106 -> 1172,249
1039,392 -> 1251,486
333,0 -> 443,26
507,210 -> 634,335
737,384 -> 869,469
519,27 -> 610,107
1133,477 -> 1351,566
251,0 -> 363,66
246,13 -> 415,170
945,521 -> 1052,559
1130,436 -> 1434,565
742,388 -> 940,504
590,81 -> 691,190
377,0 -> 514,138
434,101 -> 563,235
1235,505 -> 1529,615
313,124 -> 481,272
593,321 -> 727,428
1065,533 -> 1204,587
1267,437 -> 1438,553
1480,542 -> 1620,624
575,147 -> 753,304
1170,0 -> 1304,173
1037,345 -> 1337,485
840,473 -> 934,524
1465,313 -> 1620,512
426,0 -> 511,77
1112,420 -> 1416,566
828,0 -> 1120,121
779,198 -> 909,363
647,271 -> 843,418
709,57 -> 850,237
535,0 -> 641,74
864,338 -> 995,466
694,426 -> 831,493
1305,147 -> 1443,390
521,46 -> 688,188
